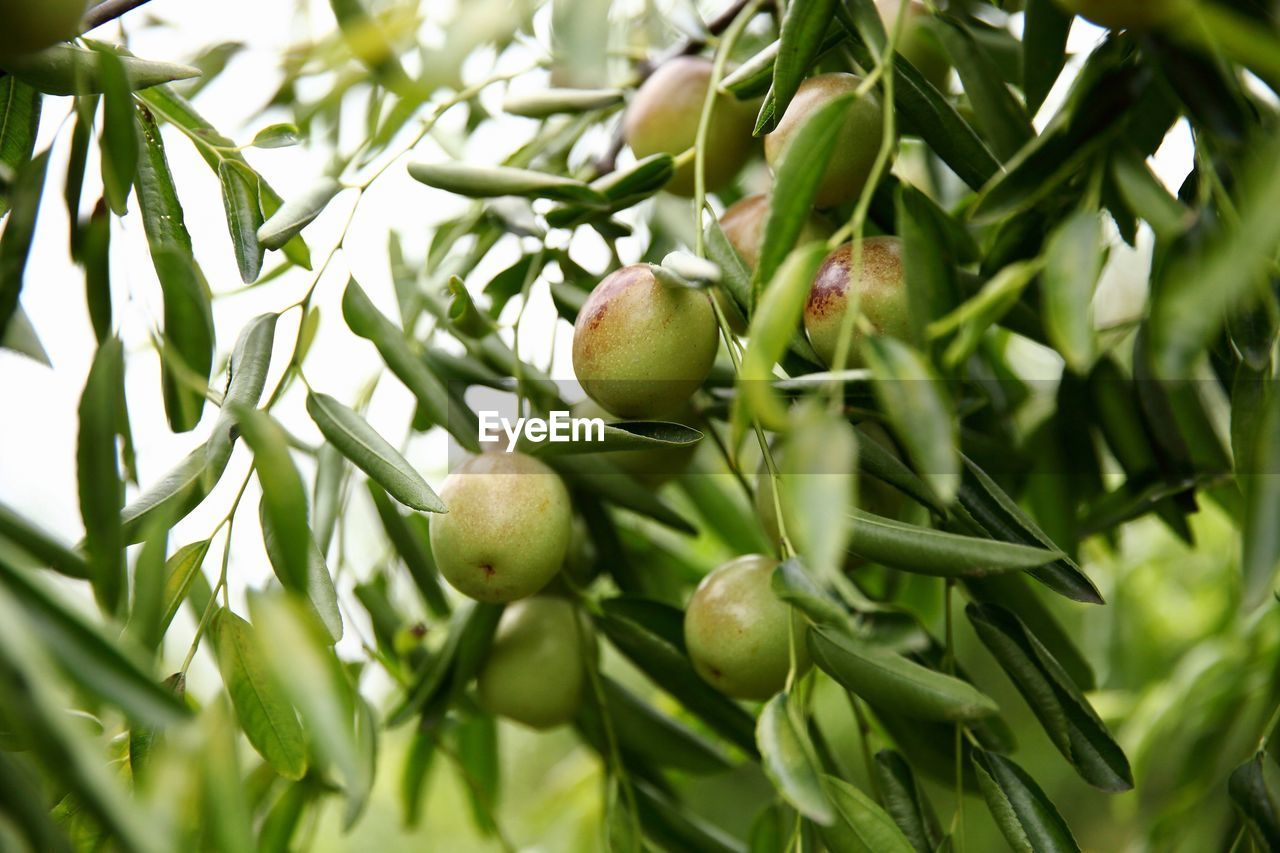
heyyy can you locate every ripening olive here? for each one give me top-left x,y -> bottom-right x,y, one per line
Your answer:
623,56 -> 757,197
476,597 -> 593,729
684,555 -> 809,700
764,73 -> 887,209
804,237 -> 909,369
0,0 -> 86,63
1053,0 -> 1188,29
573,264 -> 719,418
755,425 -> 905,548
877,0 -> 951,92
429,451 -> 572,603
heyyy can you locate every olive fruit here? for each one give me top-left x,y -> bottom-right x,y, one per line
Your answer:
684,555 -> 809,700
623,56 -> 756,197
755,425 -> 905,547
877,0 -> 950,92
0,0 -> 86,63
1053,0 -> 1187,29
429,451 -> 572,603
572,398 -> 699,485
476,597 -> 592,729
804,237 -> 909,369
573,264 -> 719,418
718,193 -> 835,272
764,73 -> 886,209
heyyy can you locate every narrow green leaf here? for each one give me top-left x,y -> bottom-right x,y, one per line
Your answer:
218,160 -> 265,283
248,592 -> 362,806
257,177 -> 341,250
76,338 -> 126,614
1109,146 -> 1192,240
519,417 -> 702,457
808,624 -> 999,722
0,303 -> 50,365
781,404 -> 857,585
78,199 -> 112,344
0,149 -> 49,344
593,676 -> 732,775
202,699 -> 257,853
307,392 -> 444,512
1229,751 -> 1280,849
126,522 -> 168,652
633,778 -> 746,853
1042,211 -> 1103,374
366,482 -> 448,617
770,0 -> 839,127
342,279 -> 480,452
874,750 -> 943,853
0,556 -> 190,725
250,123 -> 302,149
755,93 -> 855,290
967,603 -> 1133,791
927,258 -> 1044,370
212,608 -> 307,781
0,502 -> 92,580
97,49 -> 137,216
758,693 -> 835,824
864,336 -> 959,502
259,502 -> 343,644
503,87 -> 624,117
230,406 -> 310,591
972,749 -> 1081,853
408,161 -> 606,205
849,510 -> 1060,577
741,242 -> 830,432
819,775 -> 915,853
0,77 -> 41,219
1243,383 -> 1280,605
159,540 -> 211,635
135,104 -> 214,433
2,43 -> 200,95
121,446 -> 211,544
936,17 -> 1034,160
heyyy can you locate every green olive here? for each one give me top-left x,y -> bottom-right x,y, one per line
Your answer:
764,73 -> 887,209
1053,0 -> 1188,28
573,264 -> 719,418
0,0 -> 86,63
623,56 -> 757,197
476,597 -> 593,729
684,554 -> 809,700
571,398 -> 699,486
718,193 -> 835,271
755,425 -> 905,550
429,452 -> 572,603
877,0 -> 951,92
804,237 -> 909,369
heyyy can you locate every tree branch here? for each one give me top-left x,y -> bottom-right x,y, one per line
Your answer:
81,0 -> 159,33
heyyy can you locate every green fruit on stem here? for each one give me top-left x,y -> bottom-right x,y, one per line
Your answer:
0,0 -> 86,63
764,73 -> 887,209
684,555 -> 809,700
876,0 -> 951,92
623,55 -> 756,197
476,597 -> 592,729
804,237 -> 909,369
755,425 -> 905,550
1053,0 -> 1188,28
719,193 -> 835,272
573,264 -> 718,418
429,451 -> 572,603
572,398 -> 698,485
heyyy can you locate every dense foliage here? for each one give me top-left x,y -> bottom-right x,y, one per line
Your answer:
2,0 -> 1280,850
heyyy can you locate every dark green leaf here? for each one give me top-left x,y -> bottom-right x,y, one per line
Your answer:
1229,751 -> 1280,849
231,406 -> 310,590
758,692 -> 835,823
0,77 -> 41,219
874,750 -> 943,853
96,49 -> 137,216
770,0 -> 839,128
218,160 -> 265,283
259,502 -> 343,644
848,509 -> 1059,577
76,338 -> 126,613
0,149 -> 48,344
0,502 -> 92,580
936,17 -> 1034,160
366,483 -> 449,618
972,749 -> 1081,853
818,775 -> 914,853
159,540 -> 211,635
408,161 -> 606,204
2,44 -> 200,96
1022,0 -> 1072,115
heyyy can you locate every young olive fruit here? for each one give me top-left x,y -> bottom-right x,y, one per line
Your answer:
623,56 -> 757,197
476,597 -> 593,729
804,237 -> 909,369
764,73 -> 886,209
684,555 -> 809,700
573,264 -> 719,418
1053,0 -> 1187,29
429,451 -> 572,603
0,0 -> 86,62
571,398 -> 699,486
877,0 -> 950,92
755,425 -> 905,549
718,193 -> 835,272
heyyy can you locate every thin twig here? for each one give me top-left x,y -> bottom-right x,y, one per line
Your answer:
82,0 -> 159,33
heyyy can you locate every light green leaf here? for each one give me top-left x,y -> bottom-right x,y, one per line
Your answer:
758,693 -> 835,824
408,161 -> 606,205
230,406 -> 310,591
76,338 -> 126,613
159,539 -> 211,635
1042,211 -> 1103,374
259,501 -> 343,644
1,44 -> 200,96
257,177 -> 341,250
503,87 -> 624,117
218,160 -> 265,283
250,123 -> 302,149
96,48 -> 137,216
819,776 -> 915,853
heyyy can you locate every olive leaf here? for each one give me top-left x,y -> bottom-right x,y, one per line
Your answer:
818,775 -> 915,853
972,749 -> 1081,853
758,693 -> 834,824
967,603 -> 1133,791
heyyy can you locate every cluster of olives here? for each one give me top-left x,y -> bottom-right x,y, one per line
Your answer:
0,0 -> 86,63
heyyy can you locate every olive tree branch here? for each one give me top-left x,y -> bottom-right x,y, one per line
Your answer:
82,0 -> 159,33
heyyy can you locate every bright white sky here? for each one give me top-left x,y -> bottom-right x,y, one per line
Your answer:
0,0 -> 1189,671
